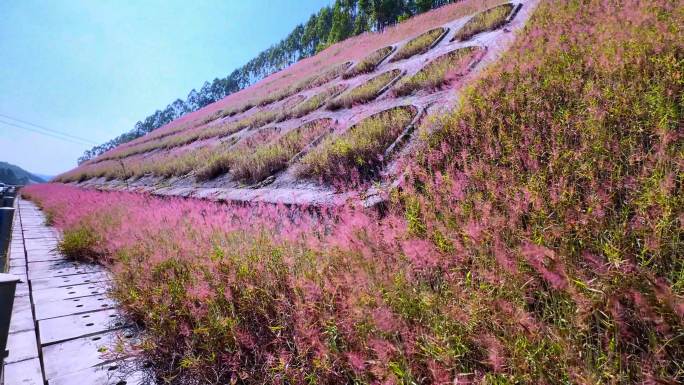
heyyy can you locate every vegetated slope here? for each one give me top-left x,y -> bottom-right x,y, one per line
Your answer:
78,0 -> 500,164
24,0 -> 683,384
55,0 -> 524,205
0,161 -> 46,184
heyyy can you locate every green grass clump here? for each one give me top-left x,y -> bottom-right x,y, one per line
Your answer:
394,46 -> 481,96
241,109 -> 280,129
195,127 -> 282,181
58,225 -> 102,263
231,120 -> 333,183
147,146 -> 220,178
287,84 -> 347,119
327,69 -> 401,110
343,46 -> 394,79
452,3 -> 513,41
390,27 -> 446,63
298,106 -> 415,181
194,148 -> 248,182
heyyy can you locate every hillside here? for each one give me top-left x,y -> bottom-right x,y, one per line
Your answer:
0,161 -> 46,185
22,0 -> 683,384
56,0 -> 533,206
77,0 -> 494,164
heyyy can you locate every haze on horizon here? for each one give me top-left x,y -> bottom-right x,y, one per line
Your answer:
0,0 -> 330,176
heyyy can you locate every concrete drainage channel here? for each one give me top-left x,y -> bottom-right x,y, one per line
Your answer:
4,198 -> 143,384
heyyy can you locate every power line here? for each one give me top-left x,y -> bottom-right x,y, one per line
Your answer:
0,119 -> 90,145
0,119 -> 93,146
0,113 -> 98,145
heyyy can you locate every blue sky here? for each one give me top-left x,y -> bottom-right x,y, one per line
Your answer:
0,0 -> 330,176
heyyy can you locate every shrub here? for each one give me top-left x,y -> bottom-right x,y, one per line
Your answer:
297,106 -> 416,181
390,27 -> 446,62
231,119 -> 333,183
393,46 -> 482,96
327,69 -> 402,110
343,46 -> 394,79
452,3 -> 514,41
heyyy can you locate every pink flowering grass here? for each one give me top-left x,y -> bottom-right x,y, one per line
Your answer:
22,0 -> 684,383
400,0 -> 683,382
253,61 -> 352,108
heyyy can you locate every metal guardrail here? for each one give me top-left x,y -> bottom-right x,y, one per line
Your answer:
0,185 -> 20,381
0,208 -> 13,272
0,186 -> 17,270
1,186 -> 16,210
0,273 -> 20,380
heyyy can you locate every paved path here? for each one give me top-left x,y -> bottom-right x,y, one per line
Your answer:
6,199 -> 142,385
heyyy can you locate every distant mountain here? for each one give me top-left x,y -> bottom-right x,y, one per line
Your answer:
33,173 -> 54,182
0,161 -> 46,185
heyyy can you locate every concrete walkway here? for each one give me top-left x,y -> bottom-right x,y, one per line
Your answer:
5,199 -> 142,385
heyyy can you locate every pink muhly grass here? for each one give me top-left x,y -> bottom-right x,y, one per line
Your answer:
23,0 -> 684,382
402,238 -> 440,270
346,351 -> 366,373
520,243 -> 567,290
481,334 -> 506,372
372,306 -> 400,333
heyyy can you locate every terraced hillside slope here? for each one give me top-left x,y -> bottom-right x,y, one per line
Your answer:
57,0 -> 534,205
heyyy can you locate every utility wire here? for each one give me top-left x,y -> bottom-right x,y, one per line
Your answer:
0,113 -> 98,145
0,119 -> 93,146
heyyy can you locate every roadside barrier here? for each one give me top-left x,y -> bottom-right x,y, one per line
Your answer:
0,273 -> 20,379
